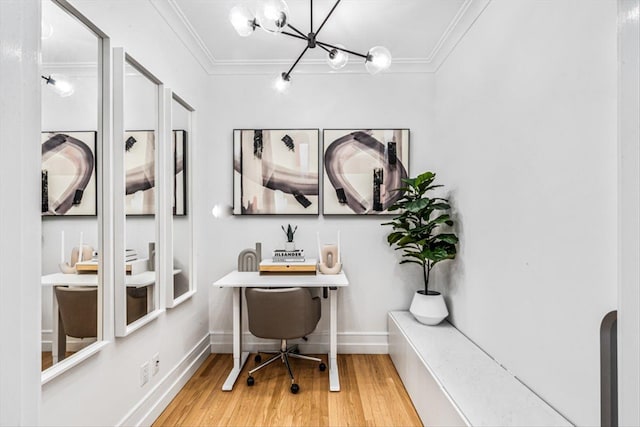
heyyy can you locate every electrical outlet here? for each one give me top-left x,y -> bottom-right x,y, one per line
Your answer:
152,353 -> 160,376
140,361 -> 150,387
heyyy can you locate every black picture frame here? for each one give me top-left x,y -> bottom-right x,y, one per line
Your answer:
233,129 -> 320,215
322,129 -> 410,215
173,130 -> 187,216
41,131 -> 98,217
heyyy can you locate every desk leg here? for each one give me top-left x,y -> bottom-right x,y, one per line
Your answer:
329,288 -> 340,391
52,286 -> 59,364
222,287 -> 249,391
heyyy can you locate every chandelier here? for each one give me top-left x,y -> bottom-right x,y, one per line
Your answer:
229,0 -> 392,91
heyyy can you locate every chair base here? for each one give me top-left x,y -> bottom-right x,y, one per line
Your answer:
247,340 -> 326,394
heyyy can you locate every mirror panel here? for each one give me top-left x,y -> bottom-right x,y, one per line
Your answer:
169,94 -> 195,306
114,50 -> 163,336
41,0 -> 104,373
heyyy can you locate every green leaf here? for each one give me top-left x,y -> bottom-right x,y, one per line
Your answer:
414,171 -> 435,187
435,234 -> 459,244
399,259 -> 425,266
430,214 -> 451,225
430,202 -> 451,211
405,198 -> 430,213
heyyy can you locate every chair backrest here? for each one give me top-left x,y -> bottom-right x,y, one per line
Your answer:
54,287 -> 98,339
245,287 -> 321,340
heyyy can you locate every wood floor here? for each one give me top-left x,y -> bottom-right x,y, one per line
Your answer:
41,351 -> 74,371
154,353 -> 422,427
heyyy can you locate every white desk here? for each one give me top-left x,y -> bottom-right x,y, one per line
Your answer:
213,270 -> 349,392
42,270 -> 179,363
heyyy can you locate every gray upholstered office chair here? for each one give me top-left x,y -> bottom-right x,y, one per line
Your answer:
54,287 -> 98,361
245,287 -> 326,394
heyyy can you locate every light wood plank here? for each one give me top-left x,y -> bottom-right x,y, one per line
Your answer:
153,354 -> 422,427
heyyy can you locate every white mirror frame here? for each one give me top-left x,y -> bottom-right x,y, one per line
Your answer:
42,0 -> 112,384
165,91 -> 197,308
113,48 -> 166,337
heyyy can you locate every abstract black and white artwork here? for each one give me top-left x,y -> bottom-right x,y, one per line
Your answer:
41,131 -> 97,216
125,130 -> 155,215
173,130 -> 187,216
323,129 -> 409,215
233,129 -> 319,215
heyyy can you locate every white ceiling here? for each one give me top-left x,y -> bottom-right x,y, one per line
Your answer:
41,0 -> 491,74
152,0 -> 491,74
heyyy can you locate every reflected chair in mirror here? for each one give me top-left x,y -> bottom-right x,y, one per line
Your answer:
54,287 -> 97,362
126,288 -> 148,324
245,287 -> 326,394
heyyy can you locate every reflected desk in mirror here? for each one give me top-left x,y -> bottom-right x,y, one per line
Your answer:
41,269 -> 180,363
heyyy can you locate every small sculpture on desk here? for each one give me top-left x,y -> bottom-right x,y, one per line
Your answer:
317,231 -> 342,275
282,224 -> 297,251
59,245 -> 94,274
238,242 -> 262,272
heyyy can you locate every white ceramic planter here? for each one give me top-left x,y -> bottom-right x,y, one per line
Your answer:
285,241 -> 296,251
409,291 -> 449,325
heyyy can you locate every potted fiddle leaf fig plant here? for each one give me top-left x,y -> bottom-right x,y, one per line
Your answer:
382,171 -> 458,325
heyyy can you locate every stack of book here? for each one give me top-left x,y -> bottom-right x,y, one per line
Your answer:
272,249 -> 305,263
125,249 -> 137,262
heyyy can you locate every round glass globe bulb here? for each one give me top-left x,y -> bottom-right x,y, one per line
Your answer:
274,73 -> 291,92
229,5 -> 255,37
256,0 -> 289,33
326,45 -> 349,70
365,46 -> 392,75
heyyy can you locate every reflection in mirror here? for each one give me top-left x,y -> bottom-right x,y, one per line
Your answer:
170,95 -> 194,304
121,57 -> 160,329
41,0 -> 102,372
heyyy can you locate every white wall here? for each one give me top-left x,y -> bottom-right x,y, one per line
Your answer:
431,1 -> 618,425
0,0 -> 42,424
40,1 -> 211,425
206,72 -> 434,350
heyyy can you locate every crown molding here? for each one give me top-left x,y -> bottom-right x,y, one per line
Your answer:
150,0 -> 492,75
149,0 -> 217,74
428,0 -> 492,71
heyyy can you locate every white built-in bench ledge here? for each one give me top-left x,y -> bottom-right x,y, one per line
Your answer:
388,311 -> 572,426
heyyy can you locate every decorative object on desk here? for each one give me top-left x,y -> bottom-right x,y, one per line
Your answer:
382,171 -> 458,325
316,231 -> 342,274
233,129 -> 319,215
41,131 -> 97,216
58,230 -> 93,273
148,242 -> 155,271
238,242 -> 262,272
282,224 -> 297,251
323,129 -> 409,215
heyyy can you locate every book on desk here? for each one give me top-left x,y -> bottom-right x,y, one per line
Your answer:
259,258 -> 317,275
75,258 -> 149,275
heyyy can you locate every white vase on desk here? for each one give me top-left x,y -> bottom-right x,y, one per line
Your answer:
285,241 -> 295,251
409,290 -> 448,325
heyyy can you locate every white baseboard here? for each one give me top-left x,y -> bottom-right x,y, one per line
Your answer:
116,334 -> 211,427
210,330 -> 389,354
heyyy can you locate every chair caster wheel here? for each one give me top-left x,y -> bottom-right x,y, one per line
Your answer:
254,354 -> 262,363
319,363 -> 326,372
247,376 -> 255,386
290,383 -> 299,394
